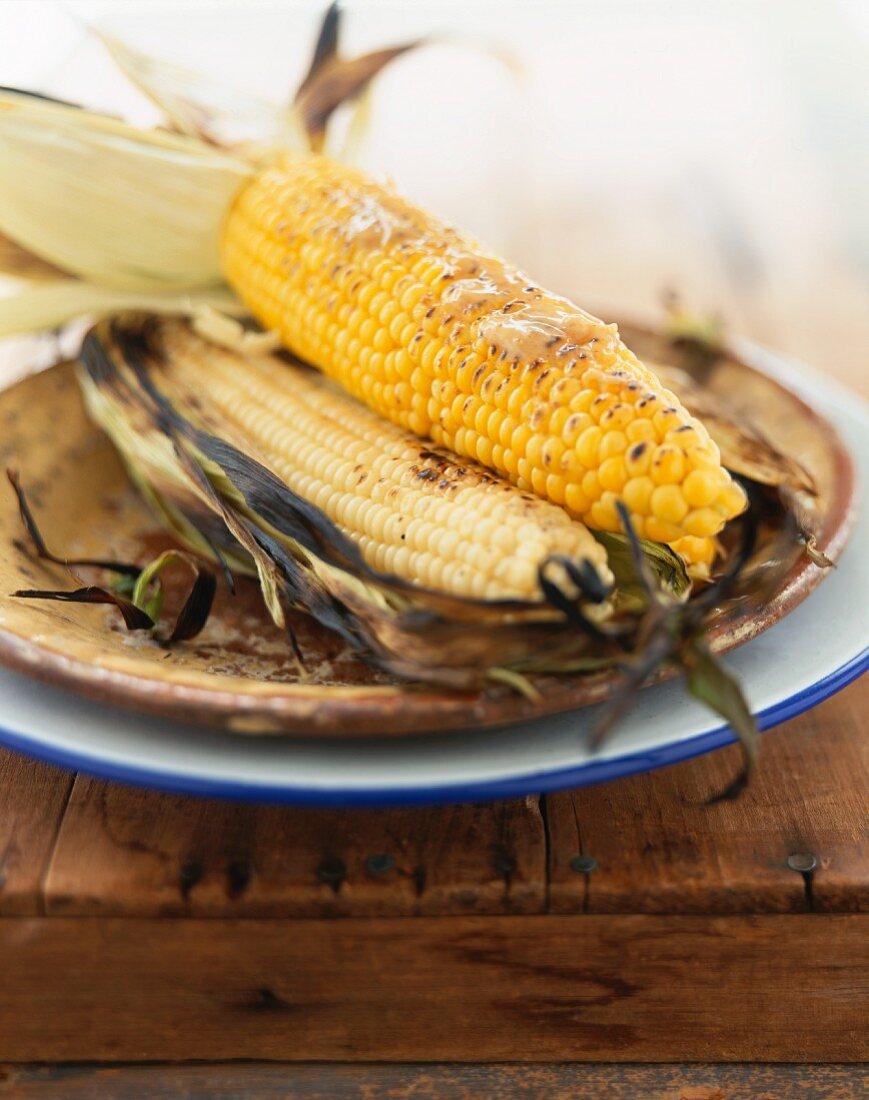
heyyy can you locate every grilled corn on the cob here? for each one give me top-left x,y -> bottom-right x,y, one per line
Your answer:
0,28 -> 746,579
222,155 -> 747,570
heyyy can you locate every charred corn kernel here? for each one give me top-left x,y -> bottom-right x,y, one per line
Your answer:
222,154 -> 746,564
155,321 -> 610,602
650,445 -> 687,486
624,440 -> 652,477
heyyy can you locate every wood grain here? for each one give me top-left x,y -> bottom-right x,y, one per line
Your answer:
552,682 -> 869,915
547,687 -> 868,915
0,750 -> 72,915
1,1062 -> 865,1099
0,915 -> 864,1063
43,784 -> 545,917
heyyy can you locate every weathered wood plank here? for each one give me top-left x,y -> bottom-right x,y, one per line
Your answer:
0,750 -> 73,916
0,915 -> 864,1062
0,1062 -> 865,1099
43,784 -> 545,917
548,684 -> 868,914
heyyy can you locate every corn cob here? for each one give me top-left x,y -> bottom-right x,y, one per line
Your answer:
222,155 -> 747,572
147,319 -> 611,602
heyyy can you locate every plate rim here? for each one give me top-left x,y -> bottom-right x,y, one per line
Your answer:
0,645 -> 864,805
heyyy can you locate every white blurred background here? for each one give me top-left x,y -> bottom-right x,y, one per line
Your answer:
1,0 -> 867,391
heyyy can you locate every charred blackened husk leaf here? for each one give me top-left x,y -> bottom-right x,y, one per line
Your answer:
12,585 -> 154,630
8,469 -> 216,641
292,2 -> 425,150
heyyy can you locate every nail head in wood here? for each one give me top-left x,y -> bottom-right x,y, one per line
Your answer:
317,856 -> 346,888
787,853 -> 817,874
364,853 -> 396,876
570,855 -> 598,874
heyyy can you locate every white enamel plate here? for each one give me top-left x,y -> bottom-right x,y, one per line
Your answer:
0,343 -> 865,805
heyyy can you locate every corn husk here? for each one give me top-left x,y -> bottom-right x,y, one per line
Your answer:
0,89 -> 249,291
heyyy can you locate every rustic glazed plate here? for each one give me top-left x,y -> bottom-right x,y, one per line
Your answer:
0,326 -> 858,737
0,342 -> 865,804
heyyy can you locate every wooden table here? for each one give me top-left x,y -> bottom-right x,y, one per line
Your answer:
0,673 -> 865,1095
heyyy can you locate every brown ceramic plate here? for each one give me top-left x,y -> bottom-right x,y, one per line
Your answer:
0,326 -> 856,737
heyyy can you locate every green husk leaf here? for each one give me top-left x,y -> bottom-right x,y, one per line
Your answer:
131,548 -> 217,642
8,465 -> 216,642
684,641 -> 757,801
594,530 -> 691,606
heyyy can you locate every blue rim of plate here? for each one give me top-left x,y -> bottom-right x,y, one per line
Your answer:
0,645 -> 864,806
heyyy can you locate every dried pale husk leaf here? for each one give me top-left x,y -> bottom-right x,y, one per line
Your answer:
189,305 -> 282,355
0,230 -> 66,281
0,89 -> 249,290
96,32 -> 306,152
0,279 -> 244,341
